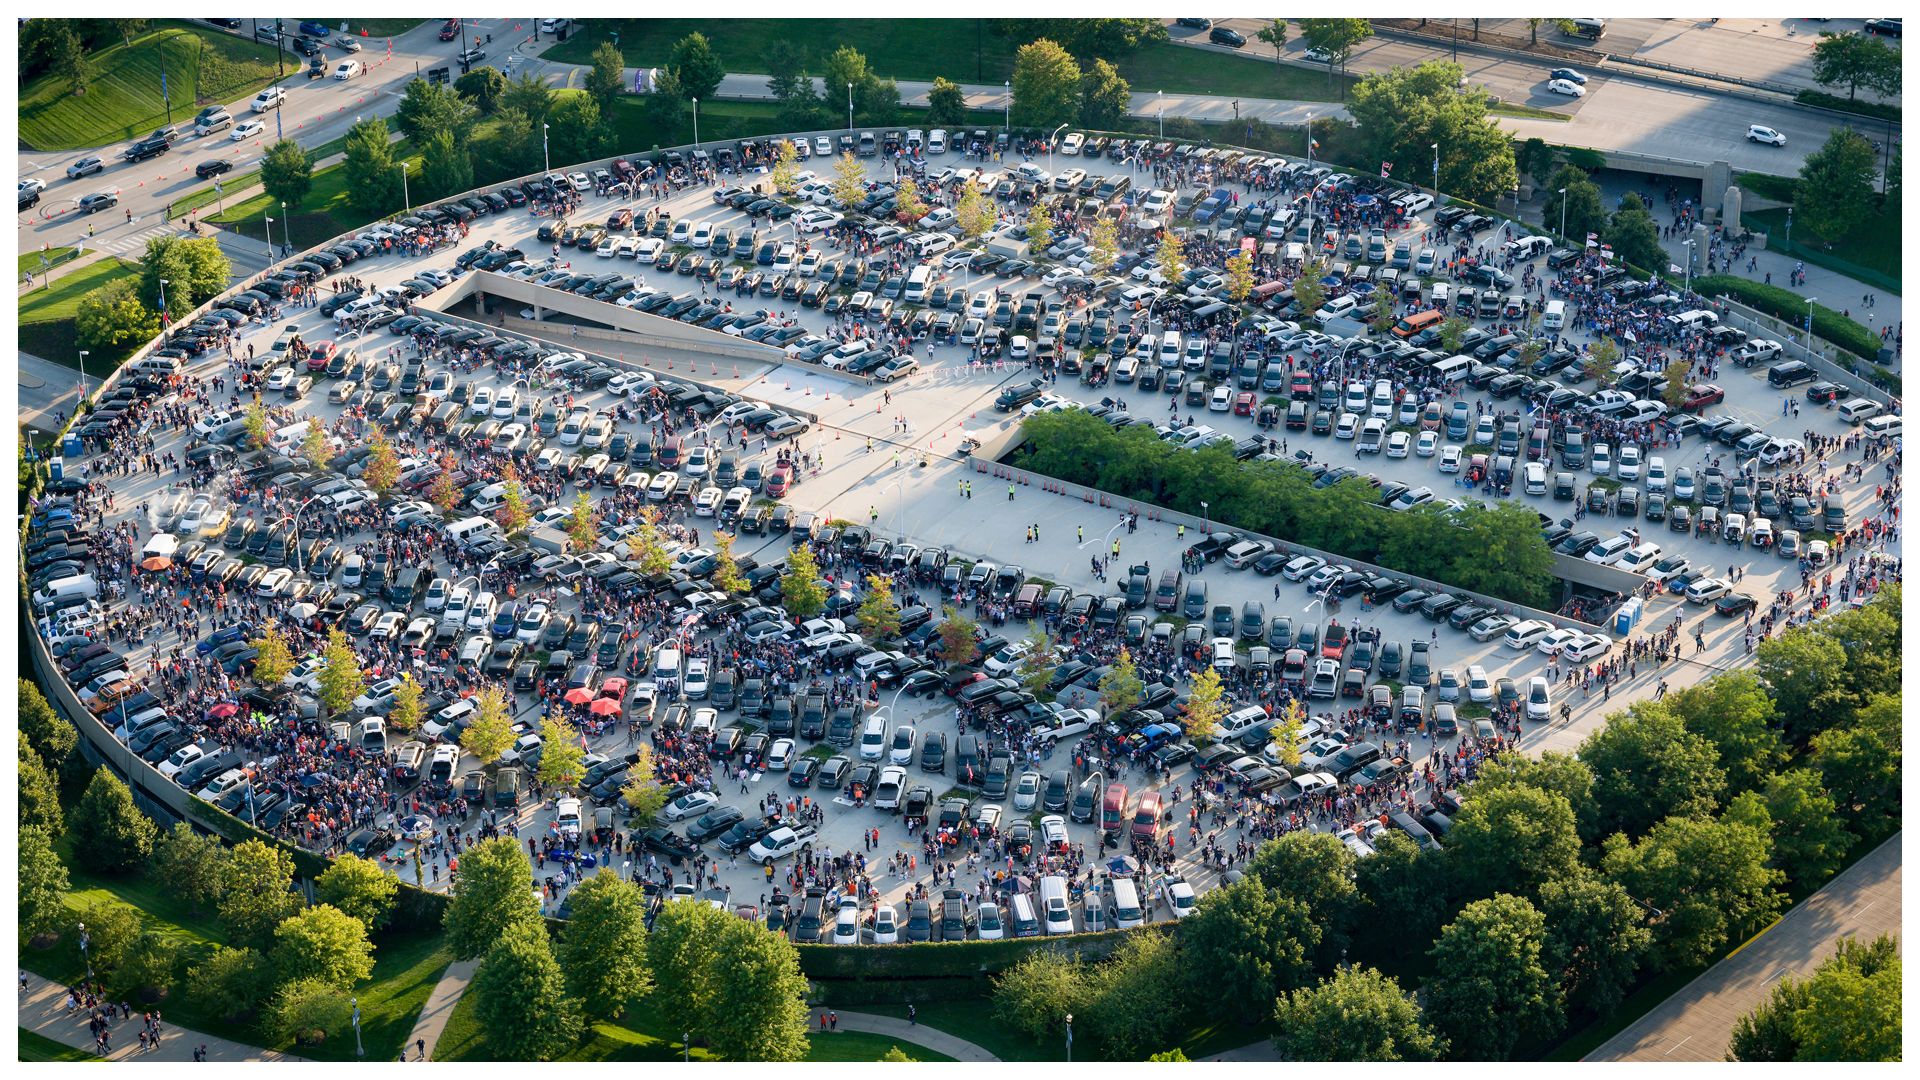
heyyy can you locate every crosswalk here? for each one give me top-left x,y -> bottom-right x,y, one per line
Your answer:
82,223 -> 175,257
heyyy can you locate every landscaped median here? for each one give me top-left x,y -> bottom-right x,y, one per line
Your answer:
1692,276 -> 1888,362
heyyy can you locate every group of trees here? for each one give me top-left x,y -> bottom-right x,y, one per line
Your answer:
985,587 -> 1899,1059
447,838 -> 809,1060
1809,31 -> 1901,103
1010,39 -> 1134,131
77,234 -> 230,357
1346,60 -> 1516,205
767,42 -> 903,130
1018,409 -> 1556,606
20,18 -> 149,95
1536,164 -> 1663,270
1795,128 -> 1884,242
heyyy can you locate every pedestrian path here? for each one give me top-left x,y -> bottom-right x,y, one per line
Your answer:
808,1007 -> 999,1061
18,973 -> 305,1062
405,957 -> 478,1061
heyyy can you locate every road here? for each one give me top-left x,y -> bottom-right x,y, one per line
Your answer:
1174,19 -> 1894,178
1588,831 -> 1902,1061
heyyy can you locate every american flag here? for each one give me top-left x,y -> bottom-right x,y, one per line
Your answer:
1380,161 -> 1393,179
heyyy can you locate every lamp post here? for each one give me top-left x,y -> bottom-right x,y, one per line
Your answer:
691,97 -> 700,149
683,1033 -> 691,1063
1681,238 -> 1695,295
400,161 -> 410,213
279,201 -> 288,257
351,995 -> 364,1057
542,123 -> 550,175
77,350 -> 90,397
1431,142 -> 1439,194
848,83 -> 855,132
1803,297 -> 1816,359
1201,500 -> 1210,534
158,277 -> 170,316
1157,90 -> 1165,139
1784,206 -> 1792,252
1558,186 -> 1567,241
263,213 -> 275,262
1003,81 -> 1010,134
1065,1013 -> 1074,1063
77,921 -> 92,979
1047,122 -> 1069,171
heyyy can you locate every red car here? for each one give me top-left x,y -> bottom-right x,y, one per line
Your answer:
1233,391 -> 1256,416
1320,620 -> 1349,661
765,463 -> 793,498
1681,383 -> 1725,412
303,340 -> 338,372
438,19 -> 459,41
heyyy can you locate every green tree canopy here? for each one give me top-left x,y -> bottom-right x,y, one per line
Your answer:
1810,32 -> 1901,101
1347,60 -> 1516,203
218,839 -> 303,949
18,825 -> 70,942
1078,58 -> 1131,128
1795,128 -> 1880,241
1579,702 -> 1727,839
471,919 -> 582,1060
259,139 -> 313,213
1447,783 -> 1581,902
1011,38 -> 1082,128
71,768 -> 157,874
341,117 -> 402,217
454,65 -> 508,113
558,873 -> 652,1020
272,904 -> 375,990
1542,165 -> 1608,242
139,234 -> 230,318
705,919 -> 812,1061
1538,871 -> 1653,1016
443,836 -> 542,960
1246,830 -> 1358,964
1600,806 -> 1786,969
666,32 -> 725,101
1273,965 -> 1444,1061
926,77 -> 968,128
75,277 -> 160,354
586,41 -> 626,115
1425,893 -> 1563,1060
149,821 -> 227,916
1179,877 -> 1320,1021
315,853 -> 399,932
1603,196 -> 1665,273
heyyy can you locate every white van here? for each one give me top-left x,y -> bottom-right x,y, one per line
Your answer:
652,646 -> 683,683
904,265 -> 932,304
444,516 -> 499,548
1428,354 -> 1472,383
1158,330 -> 1182,367
269,420 -> 313,453
1008,893 -> 1040,938
1839,398 -> 1884,424
1108,878 -> 1145,930
859,716 -> 888,759
1542,299 -> 1566,331
1040,876 -> 1074,934
32,573 -> 98,611
1370,379 -> 1394,419
1213,704 -> 1269,741
1862,414 -> 1902,439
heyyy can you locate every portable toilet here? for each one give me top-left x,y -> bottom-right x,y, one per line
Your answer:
1613,596 -> 1642,636
62,433 -> 83,458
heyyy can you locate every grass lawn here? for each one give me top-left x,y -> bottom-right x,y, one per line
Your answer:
548,20 -> 1347,103
803,1030 -> 955,1062
20,246 -> 83,278
209,139 -> 425,250
305,19 -> 426,40
174,131 -> 361,219
18,838 -> 450,1062
17,256 -> 144,371
18,1029 -> 102,1062
861,1001 -> 1056,1061
602,94 -> 1008,158
1745,204 -> 1900,295
21,21 -> 287,151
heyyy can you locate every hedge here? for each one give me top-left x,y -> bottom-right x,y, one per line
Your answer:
1734,171 -> 1798,204
799,929 -> 1134,1004
1692,275 -> 1883,360
1795,89 -> 1900,124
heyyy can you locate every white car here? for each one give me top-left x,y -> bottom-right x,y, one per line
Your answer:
333,60 -> 363,79
1645,555 -> 1692,585
1414,431 -> 1439,458
231,119 -> 266,141
1590,442 -> 1613,475
1548,78 -> 1586,97
1563,634 -> 1613,662
1535,627 -> 1581,656
871,905 -> 900,944
1437,444 -> 1463,473
766,738 -> 796,771
1160,876 -> 1197,919
1385,431 -> 1412,458
1526,677 -> 1553,721
250,87 -> 286,112
1685,577 -> 1733,603
1281,555 -> 1326,581
1466,665 -> 1493,703
831,905 -> 861,945
1504,619 -> 1553,650
1747,124 -> 1787,147
1584,535 -> 1635,565
661,795 -> 719,832
1012,770 -> 1042,810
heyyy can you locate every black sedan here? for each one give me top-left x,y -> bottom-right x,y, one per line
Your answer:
683,806 -> 744,843
637,826 -> 699,863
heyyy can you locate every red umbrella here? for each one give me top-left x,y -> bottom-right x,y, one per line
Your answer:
205,702 -> 240,719
589,697 -> 622,716
563,687 -> 594,705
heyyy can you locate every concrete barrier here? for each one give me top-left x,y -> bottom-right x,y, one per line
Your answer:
1707,295 -> 1899,407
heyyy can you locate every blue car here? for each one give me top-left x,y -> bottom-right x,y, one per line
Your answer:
195,623 -> 257,656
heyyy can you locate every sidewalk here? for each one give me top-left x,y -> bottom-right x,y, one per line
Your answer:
404,957 -> 478,1062
808,1008 -> 999,1061
18,973 -> 306,1062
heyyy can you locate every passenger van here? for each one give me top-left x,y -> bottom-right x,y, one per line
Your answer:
1542,299 -> 1566,331
1666,309 -> 1717,333
1158,330 -> 1182,367
903,265 -> 932,304
1100,783 -> 1130,834
1040,876 -> 1074,934
1428,354 -> 1471,383
1108,878 -> 1145,929
1009,893 -> 1041,938
1839,398 -> 1884,424
1863,414 -> 1902,439
269,420 -> 313,453
1392,308 -> 1444,339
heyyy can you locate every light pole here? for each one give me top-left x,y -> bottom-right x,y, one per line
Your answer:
77,921 -> 92,979
279,201 -> 288,257
263,213 -> 274,263
351,995 -> 364,1057
542,123 -> 550,175
1065,1013 -> 1074,1063
400,161 -> 410,213
1201,500 -> 1210,534
158,277 -> 170,317
1003,81 -> 1010,135
1784,206 -> 1792,252
1803,297 -> 1816,359
683,1033 -> 691,1063
1431,142 -> 1439,194
691,97 -> 700,149
1157,90 -> 1165,139
77,350 -> 90,397
1681,238 -> 1695,295
1557,186 -> 1567,241
1047,122 -> 1068,171
847,82 -> 855,131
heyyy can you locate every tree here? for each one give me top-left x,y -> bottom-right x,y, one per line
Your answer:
1753,627 -> 1851,747
822,45 -> 874,120
1224,249 -> 1256,304
1757,769 -> 1853,889
1538,872 -> 1652,1016
420,129 -> 473,200
259,140 -> 313,214
1585,337 -> 1621,386
1517,136 -> 1557,188
272,905 -> 374,990
140,234 -> 231,317
1088,214 -> 1119,274
648,898 -> 732,1047
50,21 -> 88,97
1013,629 -> 1057,697
1255,20 -> 1289,63
1025,199 -> 1054,255
711,531 -> 748,595
149,822 -> 227,917
537,714 -> 587,789
1296,18 -> 1373,86
427,460 -> 461,515
110,930 -> 178,1001
894,177 -> 927,223
1542,166 -> 1607,242
1812,693 -> 1900,831
1353,830 -> 1450,948
1795,129 -> 1879,240
1273,966 -> 1444,1062
706,920 -> 812,1061
769,138 -> 801,196
218,839 -> 302,949
241,397 -> 272,451
20,678 -> 78,775
1578,702 -> 1726,840
498,465 -> 532,533
341,118 -> 402,217
1435,313 -> 1470,355
74,898 -> 141,978
586,40 -> 626,116
620,745 -> 672,824
19,735 -> 64,834
1447,783 -> 1581,902
558,873 -> 652,1020
1731,935 -> 1900,1062
1472,750 -> 1600,842
1425,894 -> 1563,1060
1604,196 -> 1664,273
766,41 -> 821,129
444,836 -> 543,961
1181,878 -> 1319,1020
454,65 -> 508,113
273,978 -> 353,1046
18,826 -> 69,942
1246,831 -> 1359,962
666,32 -> 725,101
926,76 -> 968,127
460,687 -> 516,765
955,182 -> 996,242
1011,38 -> 1082,128
623,506 -> 674,576
1657,672 -> 1784,794
316,853 -> 399,933
829,151 -> 868,212
1080,930 -> 1186,1059
991,950 -> 1089,1042
563,491 -> 597,551
72,768 -> 157,874
780,544 -> 829,618
1078,58 -> 1131,128
395,77 -> 477,147
362,428 -> 400,494
316,628 -> 365,721
546,93 -> 609,165
1810,32 -> 1901,101
937,606 -> 980,666
854,573 -> 903,640
298,422 -> 333,470
472,919 -> 581,1060
190,946 -> 270,1021
1180,665 -> 1227,741
1346,60 -> 1517,204
1156,230 -> 1188,285
880,1047 -> 918,1062
387,672 -> 424,735
858,78 -> 902,126
500,72 -> 555,126
1600,808 -> 1786,969
75,277 -> 160,354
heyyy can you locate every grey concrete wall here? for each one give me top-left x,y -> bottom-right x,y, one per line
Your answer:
1707,296 -> 1897,406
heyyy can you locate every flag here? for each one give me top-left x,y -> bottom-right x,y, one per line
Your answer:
1380,161 -> 1392,179
160,69 -> 169,106
1585,232 -> 1598,248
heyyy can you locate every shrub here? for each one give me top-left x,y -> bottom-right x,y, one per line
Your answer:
1692,276 -> 1883,360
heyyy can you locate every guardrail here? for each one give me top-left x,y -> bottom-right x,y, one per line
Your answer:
1706,295 -> 1900,407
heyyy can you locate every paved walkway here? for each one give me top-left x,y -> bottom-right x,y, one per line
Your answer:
18,973 -> 305,1062
405,957 -> 478,1062
808,1008 -> 999,1061
1589,831 -> 1903,1061
1205,1040 -> 1278,1060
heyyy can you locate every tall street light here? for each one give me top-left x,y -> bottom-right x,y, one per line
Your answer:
1558,186 -> 1568,240
77,350 -> 90,397
1803,297 -> 1816,359
263,213 -> 275,263
1003,81 -> 1010,134
691,97 -> 700,150
1157,90 -> 1165,139
543,122 -> 550,175
1047,122 -> 1069,172
1431,142 -> 1439,194
847,82 -> 855,131
1681,238 -> 1695,295
400,161 -> 410,213
279,201 -> 288,257
157,277 -> 170,317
